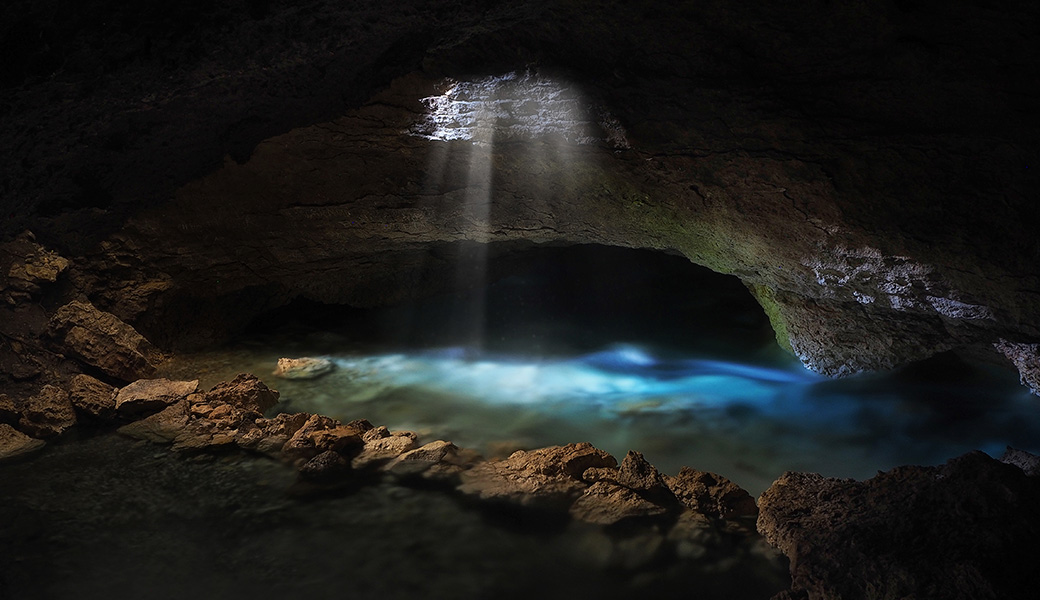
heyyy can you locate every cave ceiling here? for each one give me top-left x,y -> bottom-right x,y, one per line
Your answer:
1,0 -> 1038,387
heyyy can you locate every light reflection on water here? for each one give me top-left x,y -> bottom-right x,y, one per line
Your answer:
161,341 -> 1040,497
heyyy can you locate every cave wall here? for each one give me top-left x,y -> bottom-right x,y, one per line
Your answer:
2,0 -> 1039,388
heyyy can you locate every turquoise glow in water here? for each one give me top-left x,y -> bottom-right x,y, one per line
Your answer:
160,246 -> 1040,496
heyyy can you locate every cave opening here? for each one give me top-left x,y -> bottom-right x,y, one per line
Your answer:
158,243 -> 1040,497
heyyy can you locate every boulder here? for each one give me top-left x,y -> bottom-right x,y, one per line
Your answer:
569,481 -> 669,526
665,467 -> 758,520
67,374 -> 116,419
352,427 -> 419,469
201,373 -> 279,413
272,357 -> 334,380
19,384 -> 76,438
458,442 -> 617,510
48,300 -> 159,381
0,423 -> 46,462
757,452 -> 1040,600
281,414 -> 368,462
114,378 -> 199,416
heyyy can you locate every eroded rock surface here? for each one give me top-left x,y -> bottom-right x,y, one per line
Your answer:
48,300 -> 159,381
758,452 -> 1040,600
113,378 -> 198,416
0,423 -> 46,462
66,373 -> 116,419
19,384 -> 76,438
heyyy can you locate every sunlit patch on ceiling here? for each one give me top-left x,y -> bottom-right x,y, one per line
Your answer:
409,71 -> 629,148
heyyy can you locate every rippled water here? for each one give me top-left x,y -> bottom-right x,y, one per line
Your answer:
159,246 -> 1040,496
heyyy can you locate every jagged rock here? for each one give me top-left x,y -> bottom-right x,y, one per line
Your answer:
237,412 -> 310,455
994,340 -> 1040,396
114,378 -> 198,416
665,467 -> 758,520
203,373 -> 280,413
0,423 -> 46,462
66,374 -> 116,419
19,384 -> 76,438
1001,446 -> 1040,477
281,414 -> 367,463
0,232 -> 68,300
384,440 -> 463,481
48,300 -> 159,381
458,442 -> 617,510
272,357 -> 334,380
617,450 -> 668,492
0,393 -> 19,424
569,481 -> 669,526
299,450 -> 351,482
352,427 -> 419,469
757,452 -> 1040,600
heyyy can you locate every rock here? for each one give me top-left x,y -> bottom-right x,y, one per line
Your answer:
281,414 -> 367,462
298,450 -> 351,482
272,357 -> 334,380
665,467 -> 758,520
19,384 -> 76,438
237,412 -> 310,455
994,340 -> 1040,396
66,374 -> 116,419
757,452 -> 1040,600
203,373 -> 279,413
0,393 -> 19,424
0,232 -> 68,299
352,428 -> 419,470
0,423 -> 46,462
569,481 -> 669,526
457,442 -> 617,510
118,399 -> 192,444
384,440 -> 462,480
617,450 -> 668,492
1000,446 -> 1040,477
48,300 -> 159,381
114,378 -> 199,416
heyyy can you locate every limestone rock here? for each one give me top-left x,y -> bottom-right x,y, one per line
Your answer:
569,481 -> 669,526
237,412 -> 310,455
0,393 -> 19,424
383,440 -> 464,481
665,467 -> 757,520
0,232 -> 68,300
1001,446 -> 1040,477
118,399 -> 192,444
114,378 -> 198,416
19,384 -> 76,438
273,357 -> 334,380
352,427 -> 419,470
0,423 -> 46,462
617,450 -> 668,493
204,373 -> 280,413
67,374 -> 116,419
757,452 -> 1040,600
458,442 -> 616,510
48,300 -> 159,381
299,450 -> 351,482
281,414 -> 367,462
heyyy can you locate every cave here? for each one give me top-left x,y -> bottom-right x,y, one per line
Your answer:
2,1 -> 1040,599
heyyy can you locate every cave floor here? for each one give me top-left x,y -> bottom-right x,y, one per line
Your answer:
0,431 -> 789,600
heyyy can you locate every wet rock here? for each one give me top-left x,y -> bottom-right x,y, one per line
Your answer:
665,467 -> 758,520
1000,446 -> 1040,477
757,452 -> 1040,600
384,440 -> 463,481
569,481 -> 669,526
0,423 -> 46,462
353,427 -> 419,470
272,357 -> 334,380
66,374 -> 116,419
114,378 -> 199,416
19,384 -> 76,438
458,442 -> 617,510
237,412 -> 310,455
281,414 -> 367,463
298,450 -> 351,482
48,300 -> 159,381
204,373 -> 280,413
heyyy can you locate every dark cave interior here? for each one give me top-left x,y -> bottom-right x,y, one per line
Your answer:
2,1 -> 1040,599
